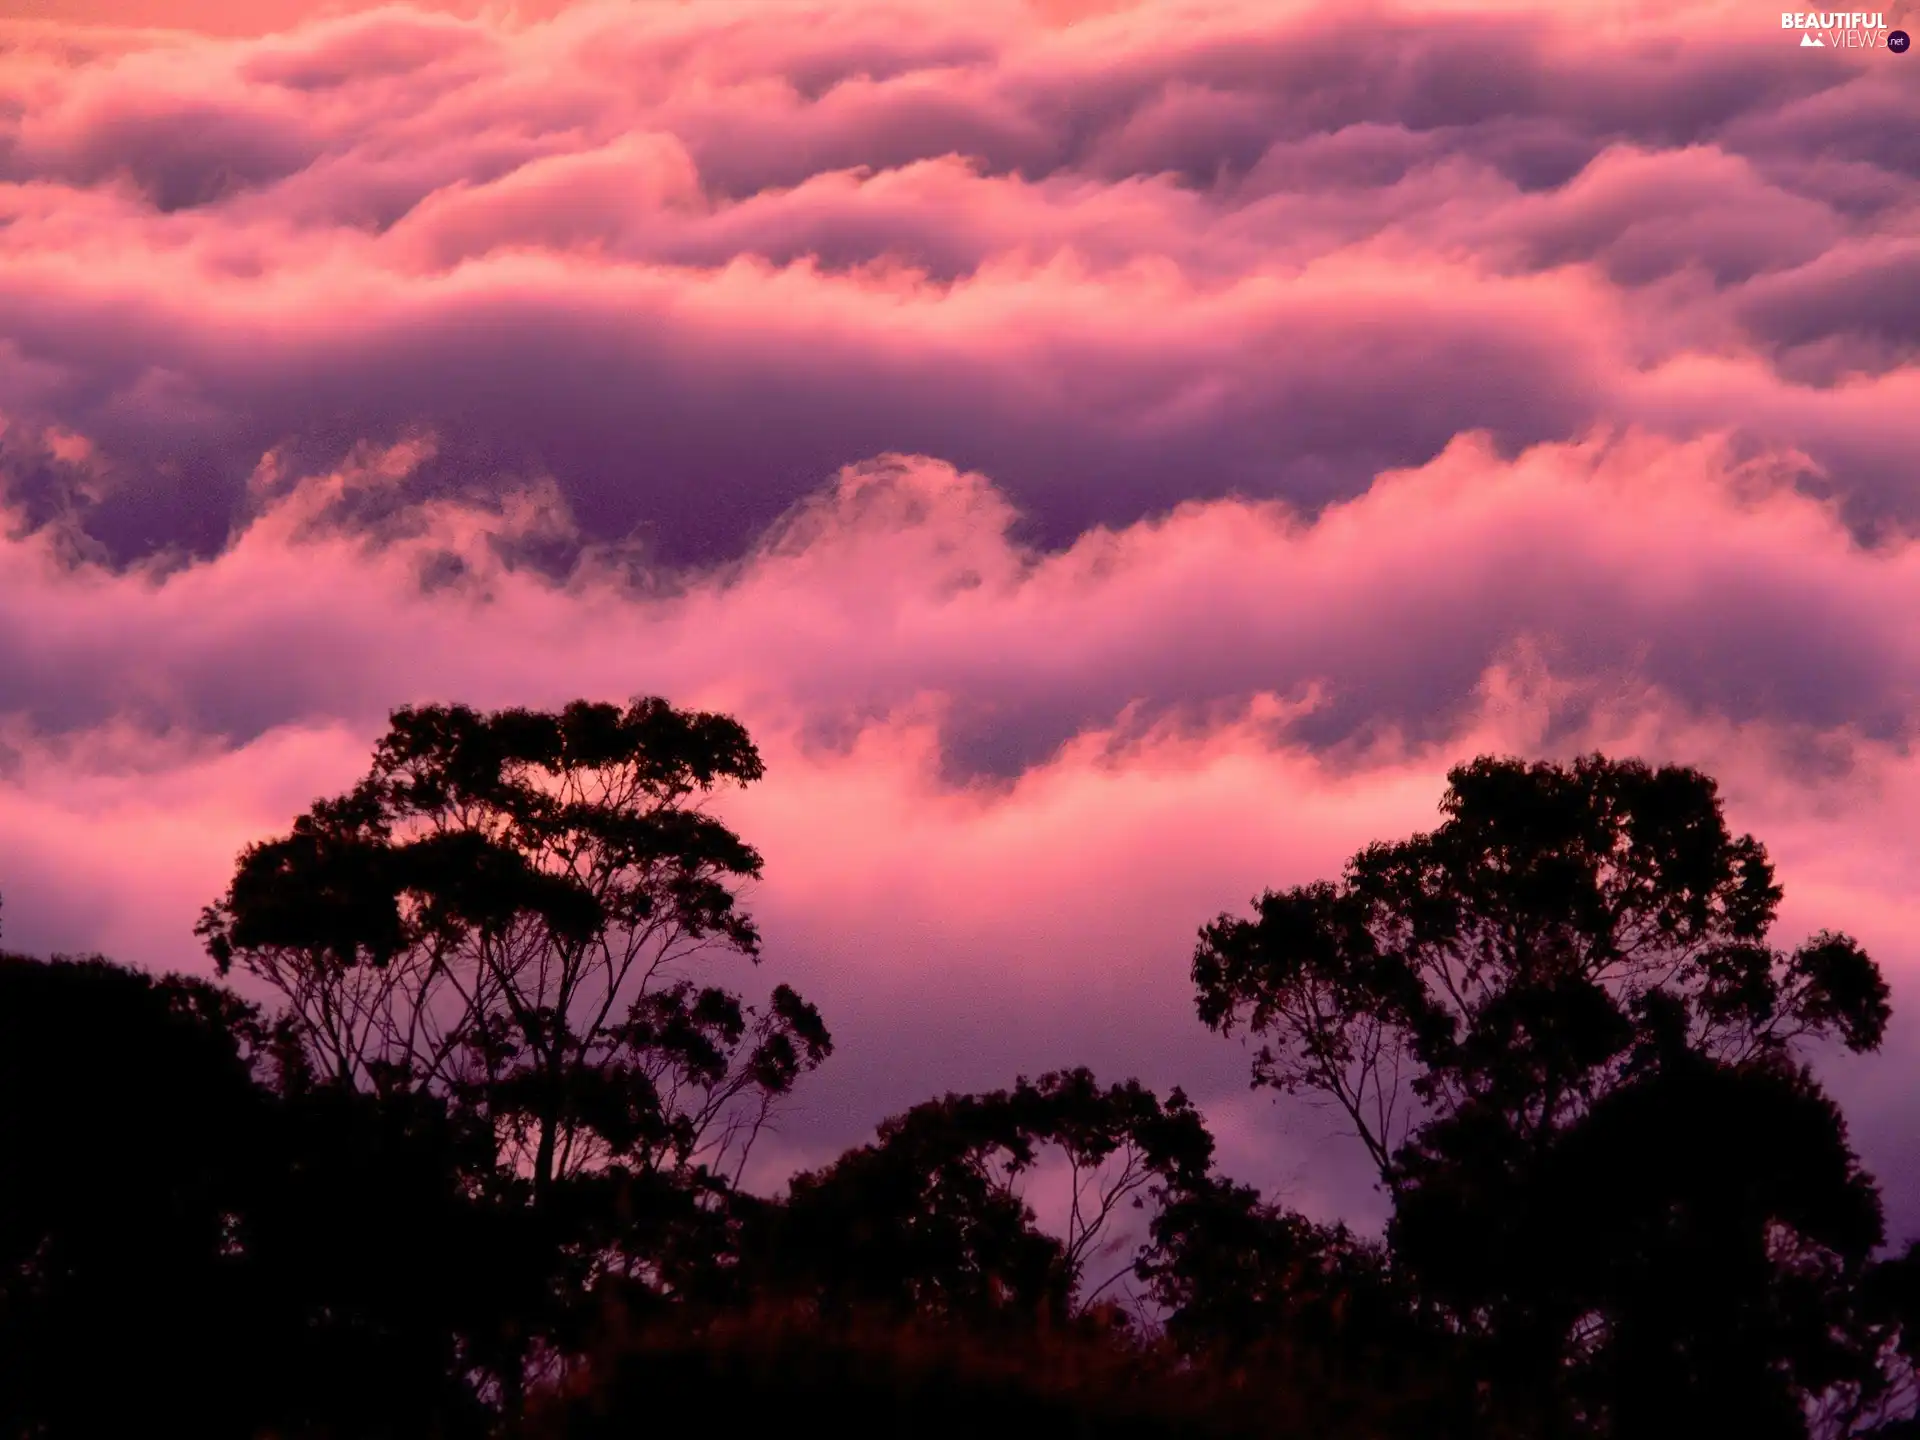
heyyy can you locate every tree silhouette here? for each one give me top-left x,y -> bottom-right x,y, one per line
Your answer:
199,699 -> 831,1221
0,951 -> 268,1436
0,949 -> 509,1437
750,1070 -> 1215,1328
1193,756 -> 1886,1184
1138,1176 -> 1464,1437
1140,1175 -> 1389,1356
1853,1244 -> 1920,1436
1191,755 -> 1900,1436
6,740 -> 1916,1438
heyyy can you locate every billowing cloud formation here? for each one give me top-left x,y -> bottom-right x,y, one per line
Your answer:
5,426 -> 1920,766
1,0 -> 1918,1232
0,0 -> 1916,566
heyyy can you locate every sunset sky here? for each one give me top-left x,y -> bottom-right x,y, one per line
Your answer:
0,0 -> 1915,1230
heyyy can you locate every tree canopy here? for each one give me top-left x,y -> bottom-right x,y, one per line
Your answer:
749,1068 -> 1215,1326
199,698 -> 831,1213
0,950 -> 520,1438
3,733 -> 1915,1439
1192,754 -> 1904,1436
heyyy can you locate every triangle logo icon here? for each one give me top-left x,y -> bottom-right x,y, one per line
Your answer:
1800,31 -> 1825,44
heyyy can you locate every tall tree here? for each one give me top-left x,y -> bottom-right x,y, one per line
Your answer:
199,699 -> 831,1218
1193,754 -> 1886,1185
1190,754 -> 1898,1436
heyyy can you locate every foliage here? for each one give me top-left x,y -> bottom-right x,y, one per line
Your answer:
1139,1174 -> 1471,1438
199,699 -> 830,1208
1192,754 -> 1902,1436
0,951 -> 506,1438
3,737 -> 1915,1439
745,1068 -> 1215,1326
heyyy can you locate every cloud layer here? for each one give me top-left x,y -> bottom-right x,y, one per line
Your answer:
1,0 -> 1915,563
1,0 -> 1916,1231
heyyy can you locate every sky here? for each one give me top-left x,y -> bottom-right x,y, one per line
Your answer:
0,0 -> 1915,1234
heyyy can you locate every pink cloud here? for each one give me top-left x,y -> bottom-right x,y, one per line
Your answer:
0,0 -> 1911,563
0,425 -> 1915,1223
